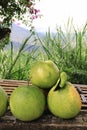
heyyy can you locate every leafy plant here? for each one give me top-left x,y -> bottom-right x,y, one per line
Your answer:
0,20 -> 87,84
0,0 -> 41,50
0,0 -> 40,28
38,21 -> 87,84
0,32 -> 40,80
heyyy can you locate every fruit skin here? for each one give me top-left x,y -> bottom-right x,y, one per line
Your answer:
30,60 -> 60,89
10,85 -> 46,121
0,87 -> 8,117
47,82 -> 82,119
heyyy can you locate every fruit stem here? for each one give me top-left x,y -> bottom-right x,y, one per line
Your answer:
59,72 -> 67,88
54,78 -> 61,91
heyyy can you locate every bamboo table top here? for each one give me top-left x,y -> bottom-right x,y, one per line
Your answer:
0,79 -> 87,130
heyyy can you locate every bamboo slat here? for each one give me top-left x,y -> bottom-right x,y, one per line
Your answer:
0,79 -> 87,112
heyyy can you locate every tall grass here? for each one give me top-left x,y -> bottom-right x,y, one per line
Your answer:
38,21 -> 87,84
0,32 -> 40,80
0,21 -> 87,84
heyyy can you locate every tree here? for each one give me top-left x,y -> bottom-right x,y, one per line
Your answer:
0,0 -> 40,28
0,0 -> 40,48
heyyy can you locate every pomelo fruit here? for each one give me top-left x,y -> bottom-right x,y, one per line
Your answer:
0,87 -> 8,117
10,85 -> 46,121
30,60 -> 60,89
47,82 -> 82,119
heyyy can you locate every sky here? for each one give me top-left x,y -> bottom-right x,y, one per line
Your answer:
32,0 -> 87,32
10,0 -> 87,43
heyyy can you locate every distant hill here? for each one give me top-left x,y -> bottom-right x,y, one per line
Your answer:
10,23 -> 33,43
5,23 -> 45,51
10,23 -> 46,43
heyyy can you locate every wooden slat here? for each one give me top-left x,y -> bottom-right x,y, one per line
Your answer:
0,80 -> 29,86
0,79 -> 31,93
0,79 -> 87,112
0,80 -> 87,130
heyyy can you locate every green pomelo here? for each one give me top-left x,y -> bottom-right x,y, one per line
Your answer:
47,82 -> 82,119
0,87 -> 8,117
10,85 -> 46,121
30,60 -> 60,89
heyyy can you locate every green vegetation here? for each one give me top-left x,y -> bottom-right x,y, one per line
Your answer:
0,32 -> 40,80
38,21 -> 87,84
0,21 -> 87,84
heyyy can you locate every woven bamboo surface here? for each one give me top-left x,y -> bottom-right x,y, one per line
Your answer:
0,79 -> 87,130
0,79 -> 87,112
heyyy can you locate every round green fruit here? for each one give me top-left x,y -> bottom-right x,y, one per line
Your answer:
0,87 -> 8,117
47,82 -> 82,119
30,60 -> 60,89
10,85 -> 46,121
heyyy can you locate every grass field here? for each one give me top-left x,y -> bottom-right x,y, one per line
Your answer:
0,21 -> 87,84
